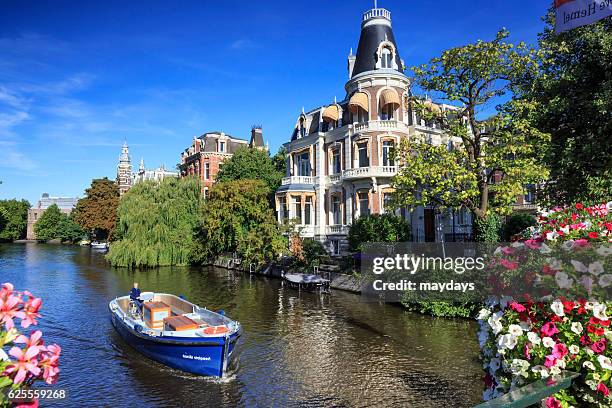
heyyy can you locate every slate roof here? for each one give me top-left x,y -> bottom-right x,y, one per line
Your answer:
352,20 -> 402,77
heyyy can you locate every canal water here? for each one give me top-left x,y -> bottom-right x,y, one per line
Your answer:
0,244 -> 483,407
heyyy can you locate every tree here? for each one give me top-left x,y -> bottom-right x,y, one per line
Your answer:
348,213 -> 410,252
107,177 -> 201,268
73,178 -> 119,241
521,13 -> 611,206
0,199 -> 30,242
393,30 -> 549,240
33,204 -> 82,242
215,147 -> 285,194
0,207 -> 8,235
192,179 -> 286,266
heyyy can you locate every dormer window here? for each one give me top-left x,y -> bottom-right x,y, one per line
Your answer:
381,47 -> 392,68
218,141 -> 226,152
375,41 -> 398,70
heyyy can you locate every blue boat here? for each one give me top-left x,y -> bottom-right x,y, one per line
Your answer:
109,292 -> 240,377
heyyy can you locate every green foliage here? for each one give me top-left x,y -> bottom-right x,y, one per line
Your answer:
0,208 -> 8,235
293,238 -> 329,269
400,298 -> 479,318
395,29 -> 549,222
0,199 -> 30,242
192,179 -> 286,266
215,147 -> 284,194
348,213 -> 410,252
502,212 -> 536,241
473,212 -> 502,243
33,204 -> 83,242
107,177 -> 201,267
272,147 -> 287,175
520,13 -> 611,206
73,177 -> 119,241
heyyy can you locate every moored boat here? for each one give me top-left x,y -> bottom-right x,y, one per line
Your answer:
109,292 -> 241,377
283,272 -> 331,293
90,241 -> 109,250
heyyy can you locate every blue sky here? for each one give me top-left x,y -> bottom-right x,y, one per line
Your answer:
0,0 -> 550,204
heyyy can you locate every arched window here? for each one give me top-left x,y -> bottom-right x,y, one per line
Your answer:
381,47 -> 392,69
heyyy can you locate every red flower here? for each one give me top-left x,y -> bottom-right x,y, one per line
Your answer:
571,213 -> 578,221
562,301 -> 575,314
542,265 -> 556,276
500,259 -> 518,270
576,203 -> 584,210
588,325 -> 605,336
510,302 -> 526,313
597,382 -> 610,397
591,339 -> 606,353
580,335 -> 592,346
588,231 -> 599,239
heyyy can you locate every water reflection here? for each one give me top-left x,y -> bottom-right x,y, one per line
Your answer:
0,244 -> 482,407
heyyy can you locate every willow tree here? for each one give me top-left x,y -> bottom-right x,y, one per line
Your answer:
192,179 -> 286,266
392,29 -> 549,240
107,177 -> 201,268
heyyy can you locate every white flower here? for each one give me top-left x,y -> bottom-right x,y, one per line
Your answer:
551,300 -> 565,317
488,313 -> 504,335
580,275 -> 594,292
548,258 -> 563,271
587,348 -> 595,356
593,303 -> 608,321
511,242 -> 525,248
597,355 -> 612,370
477,308 -> 491,321
0,348 -> 8,361
508,324 -> 524,337
571,322 -> 583,335
498,334 -> 518,350
519,321 -> 531,331
556,359 -> 566,369
583,361 -> 596,370
478,329 -> 490,348
562,240 -> 574,251
569,345 -> 580,355
595,245 -> 612,257
542,337 -> 555,348
588,261 -> 604,276
489,357 -> 501,372
555,272 -> 574,289
527,331 -> 541,345
546,231 -> 559,241
599,274 -> 612,288
510,359 -> 530,377
550,366 -> 561,376
531,365 -> 549,379
539,243 -> 552,254
571,259 -> 588,273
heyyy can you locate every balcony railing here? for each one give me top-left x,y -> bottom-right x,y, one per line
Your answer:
353,120 -> 408,134
281,176 -> 315,186
326,225 -> 349,235
363,8 -> 391,21
342,166 -> 397,180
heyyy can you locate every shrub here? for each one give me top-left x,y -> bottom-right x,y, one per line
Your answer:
502,213 -> 537,241
348,213 -> 410,252
473,212 -> 502,243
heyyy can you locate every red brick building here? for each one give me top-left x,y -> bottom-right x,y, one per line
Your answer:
179,127 -> 266,196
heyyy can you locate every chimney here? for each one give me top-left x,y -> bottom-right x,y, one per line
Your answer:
347,48 -> 356,78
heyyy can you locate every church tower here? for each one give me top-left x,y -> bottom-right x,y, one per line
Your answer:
117,142 -> 132,196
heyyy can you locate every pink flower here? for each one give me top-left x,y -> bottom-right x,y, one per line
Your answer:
500,259 -> 518,270
545,397 -> 562,408
21,296 -> 42,328
14,399 -> 39,408
544,355 -> 557,368
15,330 -> 45,351
541,322 -> 559,337
591,339 -> 607,354
4,345 -> 42,384
597,382 -> 610,397
0,291 -> 25,330
525,239 -> 541,249
501,246 -> 515,255
510,302 -> 527,313
39,344 -> 61,385
524,343 -> 531,360
574,238 -> 590,248
552,343 -> 568,359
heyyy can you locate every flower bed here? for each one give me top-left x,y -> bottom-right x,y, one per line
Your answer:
1,283 -> 61,407
478,202 -> 612,407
